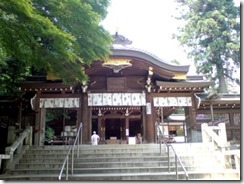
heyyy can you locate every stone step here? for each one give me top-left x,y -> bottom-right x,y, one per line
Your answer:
1,143 -> 240,180
13,161 -> 224,174
28,148 -> 165,154
12,165 -> 225,175
19,156 -> 168,163
28,144 -> 165,153
23,152 -> 165,159
15,160 -> 173,169
1,170 -> 239,181
11,166 -> 177,175
17,157 -> 223,170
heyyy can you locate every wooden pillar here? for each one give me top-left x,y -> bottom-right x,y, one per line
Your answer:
142,106 -> 147,143
76,96 -> 82,127
102,118 -> 105,142
145,93 -> 154,143
120,120 -> 122,141
191,94 -> 197,129
125,116 -> 129,143
98,116 -> 104,141
185,94 -> 197,143
33,93 -> 41,145
81,93 -> 90,144
184,107 -> 191,143
210,102 -> 214,124
37,108 -> 46,146
18,101 -> 22,129
77,95 -> 82,144
229,111 -> 234,141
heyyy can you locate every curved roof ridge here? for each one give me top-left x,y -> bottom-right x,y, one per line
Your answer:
111,45 -> 190,73
118,45 -> 171,63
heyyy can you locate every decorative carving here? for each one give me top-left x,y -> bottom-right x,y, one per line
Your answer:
125,108 -> 129,116
81,81 -> 88,93
172,73 -> 186,80
145,67 -> 154,92
98,108 -> 103,116
145,77 -> 152,92
102,58 -> 132,73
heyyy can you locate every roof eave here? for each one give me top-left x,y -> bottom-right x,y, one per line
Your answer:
111,48 -> 190,73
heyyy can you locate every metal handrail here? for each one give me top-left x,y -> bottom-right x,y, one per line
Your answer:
58,122 -> 82,180
155,122 -> 189,180
167,144 -> 189,180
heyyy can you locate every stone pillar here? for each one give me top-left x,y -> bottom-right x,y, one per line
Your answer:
7,126 -> 16,145
201,123 -> 210,143
219,123 -> 227,146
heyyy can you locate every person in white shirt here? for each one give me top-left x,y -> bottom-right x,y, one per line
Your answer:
91,131 -> 100,145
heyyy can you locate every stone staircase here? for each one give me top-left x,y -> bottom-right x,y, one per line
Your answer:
0,143 -> 240,181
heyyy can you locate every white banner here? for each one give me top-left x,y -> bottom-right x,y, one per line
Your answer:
39,98 -> 80,108
88,93 -> 146,106
153,97 -> 192,107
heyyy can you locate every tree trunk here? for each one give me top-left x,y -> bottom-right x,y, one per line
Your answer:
218,72 -> 227,93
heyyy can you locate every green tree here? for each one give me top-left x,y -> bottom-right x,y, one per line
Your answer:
174,0 -> 240,93
0,57 -> 30,96
0,0 -> 112,95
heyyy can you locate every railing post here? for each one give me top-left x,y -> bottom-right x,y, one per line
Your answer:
66,157 -> 69,180
80,123 -> 83,145
58,123 -> 83,180
4,148 -> 14,173
71,147 -> 74,175
28,126 -> 33,146
159,136 -> 162,156
77,134 -> 79,158
234,154 -> 240,178
168,145 -> 170,172
175,155 -> 178,180
78,123 -> 82,158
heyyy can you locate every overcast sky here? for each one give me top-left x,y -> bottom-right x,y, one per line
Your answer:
101,0 -> 240,75
101,0 -> 196,73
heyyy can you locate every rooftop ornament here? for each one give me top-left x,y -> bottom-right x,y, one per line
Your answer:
112,31 -> 132,46
102,32 -> 133,73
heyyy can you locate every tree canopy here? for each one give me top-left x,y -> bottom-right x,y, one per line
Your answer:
0,0 -> 112,95
174,0 -> 240,93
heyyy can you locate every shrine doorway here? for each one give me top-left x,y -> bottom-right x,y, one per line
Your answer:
129,119 -> 143,137
105,118 -> 122,140
91,107 -> 143,144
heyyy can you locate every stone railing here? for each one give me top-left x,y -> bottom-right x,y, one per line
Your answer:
224,149 -> 240,178
0,154 -> 10,172
201,123 -> 240,178
201,123 -> 228,150
2,126 -> 33,173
